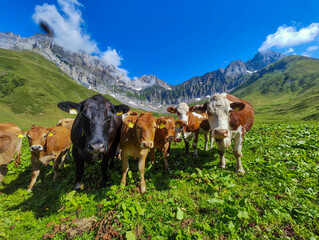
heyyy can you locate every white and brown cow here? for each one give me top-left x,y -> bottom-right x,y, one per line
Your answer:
167,103 -> 213,157
0,123 -> 23,182
191,93 -> 254,174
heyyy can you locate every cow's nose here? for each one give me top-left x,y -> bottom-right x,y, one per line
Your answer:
89,143 -> 106,153
166,136 -> 174,142
174,137 -> 182,142
30,145 -> 43,152
141,141 -> 153,149
214,129 -> 228,139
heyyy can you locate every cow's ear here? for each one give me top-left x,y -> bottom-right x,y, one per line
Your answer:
156,119 -> 167,129
230,102 -> 245,112
167,107 -> 176,113
175,120 -> 187,128
189,103 -> 207,113
58,101 -> 81,114
130,111 -> 138,116
114,105 -> 130,115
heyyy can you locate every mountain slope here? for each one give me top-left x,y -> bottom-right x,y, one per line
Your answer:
231,55 -> 319,121
137,50 -> 285,105
0,49 -> 124,128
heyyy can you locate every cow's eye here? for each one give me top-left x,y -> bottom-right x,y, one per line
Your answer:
43,134 -> 47,138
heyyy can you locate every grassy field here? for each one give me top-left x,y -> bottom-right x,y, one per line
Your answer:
0,123 -> 318,239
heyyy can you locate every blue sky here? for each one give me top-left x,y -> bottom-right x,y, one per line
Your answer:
1,0 -> 319,85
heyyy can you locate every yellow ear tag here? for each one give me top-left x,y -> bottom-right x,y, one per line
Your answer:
233,107 -> 239,111
176,123 -> 180,128
128,122 -> 134,128
69,109 -> 78,114
159,123 -> 165,129
48,133 -> 53,137
18,134 -> 24,138
198,110 -> 202,114
117,112 -> 123,115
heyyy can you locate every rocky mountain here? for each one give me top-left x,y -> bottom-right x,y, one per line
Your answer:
0,32 -> 285,110
136,50 -> 285,105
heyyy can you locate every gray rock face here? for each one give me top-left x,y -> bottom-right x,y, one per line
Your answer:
0,32 -> 285,110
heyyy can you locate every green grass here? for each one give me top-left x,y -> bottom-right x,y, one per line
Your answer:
0,123 -> 318,239
0,49 -> 124,129
231,55 -> 319,122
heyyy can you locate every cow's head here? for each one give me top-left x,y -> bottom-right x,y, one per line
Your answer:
27,126 -> 52,152
174,120 -> 187,142
167,102 -> 189,123
58,95 -> 130,154
135,113 -> 156,149
191,94 -> 245,139
156,116 -> 175,142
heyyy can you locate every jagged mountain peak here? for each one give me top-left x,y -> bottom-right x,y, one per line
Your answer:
246,50 -> 285,71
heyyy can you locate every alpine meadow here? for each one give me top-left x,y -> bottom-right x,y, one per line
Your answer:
1,0 -> 319,239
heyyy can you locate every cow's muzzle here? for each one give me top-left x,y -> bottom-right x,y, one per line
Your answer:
88,142 -> 106,154
30,145 -> 43,152
214,129 -> 228,139
166,136 -> 174,142
174,137 -> 182,142
140,141 -> 153,149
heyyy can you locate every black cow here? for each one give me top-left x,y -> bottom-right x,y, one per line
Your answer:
58,95 -> 130,190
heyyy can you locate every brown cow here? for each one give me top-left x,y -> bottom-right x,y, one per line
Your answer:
26,126 -> 72,191
149,116 -> 175,171
56,118 -> 74,132
0,123 -> 23,182
191,93 -> 254,174
120,112 -> 156,193
167,103 -> 213,157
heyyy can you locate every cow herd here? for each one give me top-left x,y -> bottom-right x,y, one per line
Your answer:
0,93 -> 254,193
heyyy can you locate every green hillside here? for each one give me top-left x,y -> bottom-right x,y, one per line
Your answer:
0,49 -> 123,129
231,55 -> 319,122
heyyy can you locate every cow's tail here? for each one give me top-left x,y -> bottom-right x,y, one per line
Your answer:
14,135 -> 23,168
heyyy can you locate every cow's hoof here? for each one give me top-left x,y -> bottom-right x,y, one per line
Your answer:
73,182 -> 83,191
218,163 -> 226,169
237,168 -> 245,174
140,186 -> 146,194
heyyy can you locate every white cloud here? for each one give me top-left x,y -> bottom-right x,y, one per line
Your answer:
33,0 -> 98,54
33,0 -> 131,83
259,23 -> 319,52
101,47 -> 122,68
306,45 -> 318,52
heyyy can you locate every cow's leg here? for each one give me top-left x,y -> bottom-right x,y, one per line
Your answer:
61,149 -> 70,169
28,158 -> 41,191
72,148 -> 85,191
209,130 -> 214,150
163,146 -> 170,171
138,149 -> 148,193
184,138 -> 190,155
52,155 -> 62,182
216,139 -> 226,169
192,130 -> 199,157
204,132 -> 209,151
233,132 -> 245,174
0,163 -> 8,183
149,148 -> 155,164
120,152 -> 129,187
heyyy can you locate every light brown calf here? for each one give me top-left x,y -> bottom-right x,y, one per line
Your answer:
120,112 -> 156,193
26,126 -> 71,191
149,116 -> 175,171
0,123 -> 23,182
56,118 -> 74,132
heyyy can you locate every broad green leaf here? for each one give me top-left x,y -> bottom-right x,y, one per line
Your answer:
176,207 -> 184,220
125,231 -> 136,240
238,210 -> 250,219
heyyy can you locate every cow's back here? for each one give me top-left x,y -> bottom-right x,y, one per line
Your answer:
57,118 -> 74,132
46,126 -> 71,153
226,94 -> 254,132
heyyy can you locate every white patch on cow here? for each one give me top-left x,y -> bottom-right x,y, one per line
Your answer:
207,94 -> 232,133
192,112 -> 203,119
176,102 -> 189,122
